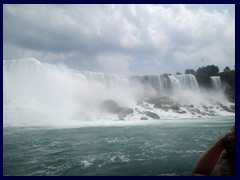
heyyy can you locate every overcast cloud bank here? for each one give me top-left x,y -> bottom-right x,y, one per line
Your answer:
3,4 -> 235,75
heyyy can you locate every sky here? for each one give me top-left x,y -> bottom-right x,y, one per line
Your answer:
3,4 -> 235,75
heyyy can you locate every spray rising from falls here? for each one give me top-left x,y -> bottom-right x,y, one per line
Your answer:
3,58 -> 234,127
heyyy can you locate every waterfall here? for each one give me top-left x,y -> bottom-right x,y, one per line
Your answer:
131,74 -> 200,96
210,76 -> 222,91
4,58 -> 231,127
130,74 -> 172,96
3,59 -> 203,100
168,74 -> 200,91
80,71 -> 129,88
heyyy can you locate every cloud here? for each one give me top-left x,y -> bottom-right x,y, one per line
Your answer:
3,4 -> 235,74
173,44 -> 233,65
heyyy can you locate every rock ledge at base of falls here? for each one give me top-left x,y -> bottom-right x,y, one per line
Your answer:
101,100 -> 133,120
144,111 -> 160,119
146,96 -> 174,106
118,108 -> 134,120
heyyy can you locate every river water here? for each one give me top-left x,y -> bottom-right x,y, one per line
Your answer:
3,116 -> 234,176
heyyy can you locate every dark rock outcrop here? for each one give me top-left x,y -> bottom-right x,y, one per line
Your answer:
189,108 -> 202,115
146,96 -> 174,106
230,105 -> 235,111
170,105 -> 180,111
178,110 -> 187,114
118,108 -> 134,120
154,104 -> 170,111
144,111 -> 160,119
194,108 -> 201,114
202,105 -> 208,110
219,104 -> 234,113
101,100 -> 134,120
153,103 -> 162,109
102,100 -> 122,113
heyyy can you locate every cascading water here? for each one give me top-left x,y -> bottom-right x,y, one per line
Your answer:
3,58 -> 233,127
130,74 -> 172,96
210,76 -> 222,91
80,71 -> 130,88
169,74 -> 199,91
131,74 -> 199,96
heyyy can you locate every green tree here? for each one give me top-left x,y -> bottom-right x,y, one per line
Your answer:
185,69 -> 195,75
176,72 -> 182,75
195,65 -> 219,76
223,66 -> 231,72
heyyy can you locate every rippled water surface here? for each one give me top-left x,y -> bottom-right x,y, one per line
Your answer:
3,117 -> 234,176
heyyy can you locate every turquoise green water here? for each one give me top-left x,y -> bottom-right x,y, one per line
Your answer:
3,117 -> 234,176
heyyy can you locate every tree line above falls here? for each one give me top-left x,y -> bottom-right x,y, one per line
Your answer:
184,65 -> 235,102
